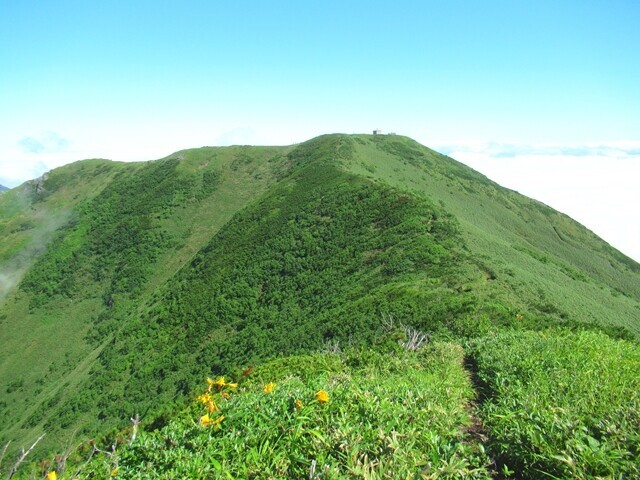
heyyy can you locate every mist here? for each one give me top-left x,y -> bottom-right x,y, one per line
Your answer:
0,196 -> 72,303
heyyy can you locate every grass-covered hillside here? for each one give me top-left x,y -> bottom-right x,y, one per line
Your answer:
18,329 -> 640,479
0,146 -> 294,457
1,134 -> 639,478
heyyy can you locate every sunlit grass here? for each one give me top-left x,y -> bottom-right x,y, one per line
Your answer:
67,343 -> 491,479
469,329 -> 640,478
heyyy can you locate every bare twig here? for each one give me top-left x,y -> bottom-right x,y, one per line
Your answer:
319,339 -> 342,354
130,414 -> 140,443
92,443 -> 115,458
381,313 -> 395,331
8,433 -> 45,479
399,324 -> 429,351
68,443 -> 97,479
0,441 -> 11,469
55,428 -> 81,478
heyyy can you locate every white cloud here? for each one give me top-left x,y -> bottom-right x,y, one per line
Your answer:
1,132 -> 73,187
0,156 -> 51,188
18,132 -> 69,154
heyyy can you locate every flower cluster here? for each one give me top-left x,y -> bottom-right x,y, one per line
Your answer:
198,377 -> 237,428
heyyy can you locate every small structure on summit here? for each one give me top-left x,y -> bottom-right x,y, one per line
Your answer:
372,129 -> 382,135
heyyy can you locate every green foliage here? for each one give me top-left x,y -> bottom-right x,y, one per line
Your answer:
88,161 -> 475,431
2,133 -> 640,473
468,330 -> 640,479
69,343 -> 490,479
19,159 -> 193,306
345,135 -> 640,335
0,146 -> 288,463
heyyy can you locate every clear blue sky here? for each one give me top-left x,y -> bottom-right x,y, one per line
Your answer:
1,0 -> 639,259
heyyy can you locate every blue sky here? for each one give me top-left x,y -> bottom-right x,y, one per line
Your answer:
1,0 -> 639,259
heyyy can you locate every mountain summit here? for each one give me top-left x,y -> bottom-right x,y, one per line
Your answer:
1,134 -> 639,475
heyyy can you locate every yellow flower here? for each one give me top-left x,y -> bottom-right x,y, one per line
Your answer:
200,413 -> 224,427
295,399 -> 303,410
207,399 -> 219,412
221,392 -> 231,399
47,472 -> 57,480
207,376 -> 236,391
315,390 -> 329,404
197,392 -> 212,404
212,415 -> 224,426
110,467 -> 119,476
263,382 -> 276,393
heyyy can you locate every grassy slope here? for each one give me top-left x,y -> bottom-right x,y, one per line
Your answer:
0,145 -> 293,455
43,340 -> 493,480
1,134 -> 639,475
469,329 -> 640,478
85,153 -> 473,427
342,134 -> 640,335
27,329 -> 640,480
0,160 -> 127,300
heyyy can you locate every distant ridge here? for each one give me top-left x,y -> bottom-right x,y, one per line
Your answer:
0,184 -> 8,192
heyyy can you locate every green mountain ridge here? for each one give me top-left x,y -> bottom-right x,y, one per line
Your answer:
1,134 -> 639,478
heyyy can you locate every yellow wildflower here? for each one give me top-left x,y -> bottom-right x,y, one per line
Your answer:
263,382 -> 276,393
207,376 -> 238,391
110,467 -> 119,476
295,399 -> 303,410
197,392 -> 212,404
212,415 -> 224,426
315,390 -> 329,404
47,472 -> 57,480
221,392 -> 231,399
206,376 -> 227,390
200,413 -> 224,427
207,399 -> 219,412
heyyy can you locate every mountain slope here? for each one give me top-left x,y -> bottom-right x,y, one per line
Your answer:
0,146 -> 294,454
1,134 -> 639,465
342,135 -> 640,331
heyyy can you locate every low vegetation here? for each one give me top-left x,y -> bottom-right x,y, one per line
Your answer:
27,339 -> 493,479
11,329 -> 640,479
1,134 -> 639,476
469,329 -> 640,478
